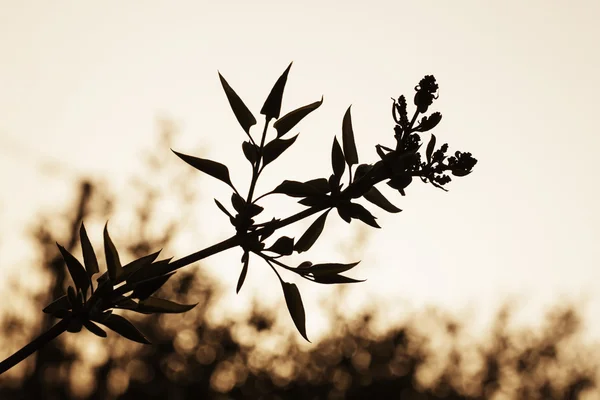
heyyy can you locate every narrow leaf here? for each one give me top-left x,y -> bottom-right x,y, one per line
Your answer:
273,180 -> 325,198
342,106 -> 358,166
79,223 -> 99,277
236,257 -> 249,294
172,150 -> 233,188
83,320 -> 107,338
131,272 -> 175,300
273,97 -> 323,138
309,261 -> 361,276
103,224 -> 122,282
363,187 -> 402,213
266,236 -> 295,256
99,314 -> 151,344
43,295 -> 72,314
218,72 -> 257,134
57,244 -> 90,297
262,134 -> 298,166
331,137 -> 345,179
214,199 -> 234,218
118,250 -> 162,283
281,282 -> 309,342
138,296 -> 198,314
348,203 -> 380,228
426,134 -> 436,164
261,62 -> 292,120
313,274 -> 365,284
294,211 -> 329,253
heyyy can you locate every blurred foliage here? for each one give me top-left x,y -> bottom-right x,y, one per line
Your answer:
0,121 -> 597,399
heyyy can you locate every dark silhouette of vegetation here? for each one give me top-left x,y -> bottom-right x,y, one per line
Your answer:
0,63 -> 477,375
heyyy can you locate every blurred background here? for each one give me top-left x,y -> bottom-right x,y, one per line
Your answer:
1,1 -> 599,398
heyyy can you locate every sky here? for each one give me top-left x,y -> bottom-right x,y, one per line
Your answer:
0,0 -> 599,344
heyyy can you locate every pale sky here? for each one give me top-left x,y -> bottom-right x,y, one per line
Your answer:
1,0 -> 599,343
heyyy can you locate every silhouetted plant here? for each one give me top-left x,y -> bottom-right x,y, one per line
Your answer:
0,63 -> 477,374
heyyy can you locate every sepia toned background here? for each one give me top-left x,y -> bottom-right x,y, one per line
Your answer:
0,1 -> 599,398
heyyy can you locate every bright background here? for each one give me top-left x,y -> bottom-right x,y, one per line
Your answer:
1,0 -> 599,343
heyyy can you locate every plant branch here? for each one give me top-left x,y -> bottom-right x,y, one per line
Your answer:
0,317 -> 71,375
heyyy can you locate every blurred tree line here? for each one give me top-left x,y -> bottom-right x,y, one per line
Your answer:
0,122 -> 598,399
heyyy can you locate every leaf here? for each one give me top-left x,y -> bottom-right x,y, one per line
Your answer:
236,256 -> 249,294
242,141 -> 258,165
138,296 -> 198,314
308,261 -> 361,276
363,187 -> 402,213
214,199 -> 233,218
83,320 -> 107,338
43,295 -> 72,315
426,134 -> 436,164
297,261 -> 313,269
294,211 -> 329,253
119,250 -> 162,283
273,180 -> 325,198
57,244 -> 90,297
79,223 -> 99,277
347,203 -> 380,228
281,282 -> 309,342
312,274 -> 365,284
99,314 -> 151,344
218,72 -> 256,134
131,272 -> 175,300
331,137 -> 345,179
303,178 -> 330,193
418,112 -> 442,132
231,192 -> 246,213
262,134 -> 298,167
67,286 -> 78,309
266,236 -> 295,256
342,106 -> 359,167
337,204 -> 352,223
246,203 -> 264,217
273,97 -> 323,138
172,150 -> 233,188
261,62 -> 292,120
103,223 -> 122,282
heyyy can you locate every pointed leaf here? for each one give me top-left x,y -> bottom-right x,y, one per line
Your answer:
43,295 -> 72,315
242,141 -> 258,165
99,314 -> 151,344
118,250 -> 162,283
172,150 -> 233,188
426,134 -> 436,164
57,244 -> 90,297
363,187 -> 402,213
348,203 -> 380,228
273,97 -> 323,138
266,236 -> 295,256
138,296 -> 198,314
236,257 -> 249,294
246,203 -> 264,217
313,274 -> 365,284
297,261 -> 313,269
331,137 -> 345,179
231,192 -> 246,213
261,62 -> 292,120
273,180 -> 325,198
281,281 -> 309,341
309,261 -> 361,276
218,72 -> 256,134
262,134 -> 298,166
342,106 -> 358,167
303,178 -> 331,193
294,211 -> 329,253
79,224 -> 99,277
214,199 -> 234,218
83,320 -> 107,338
131,272 -> 175,300
103,224 -> 122,282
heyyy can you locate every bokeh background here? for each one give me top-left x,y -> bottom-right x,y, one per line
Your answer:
1,1 -> 599,398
